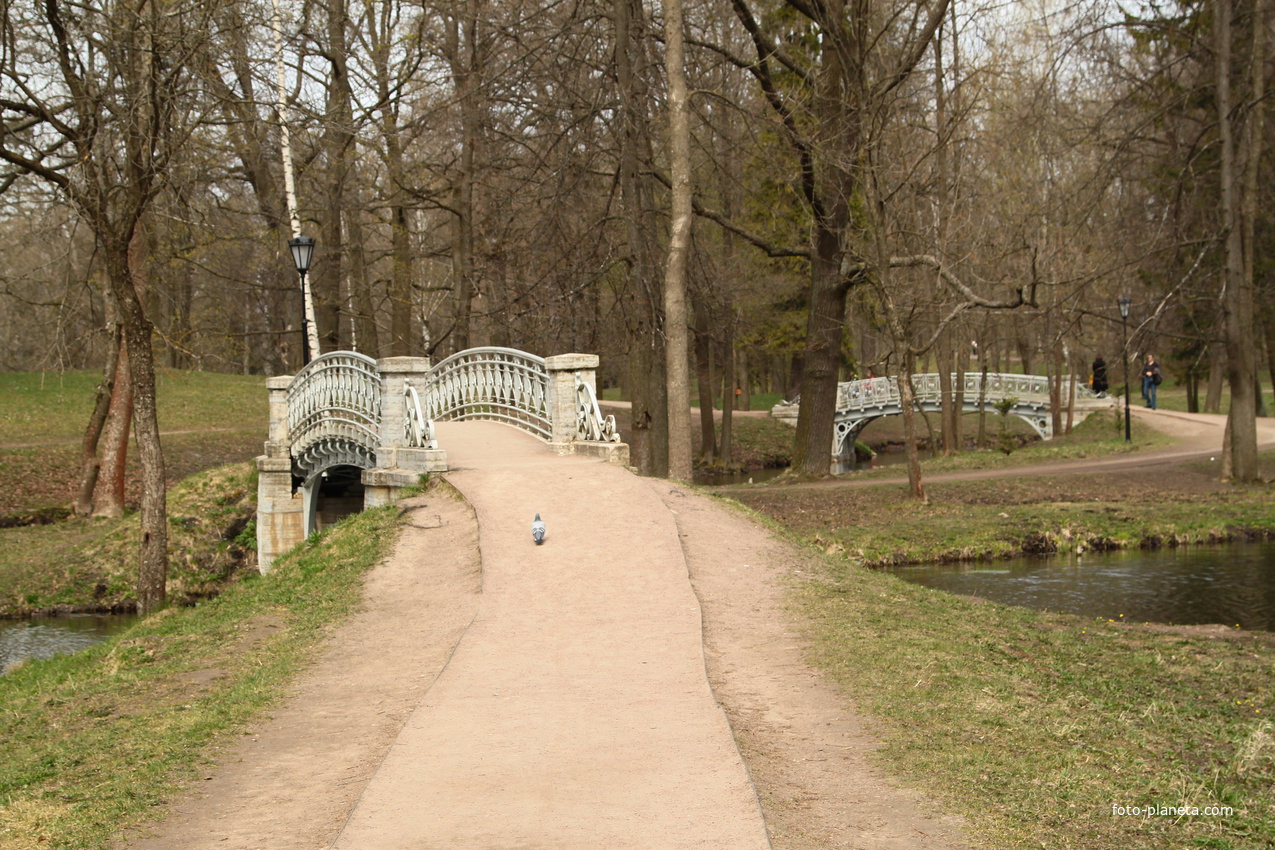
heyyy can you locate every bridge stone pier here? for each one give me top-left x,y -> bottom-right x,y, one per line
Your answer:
256,347 -> 626,572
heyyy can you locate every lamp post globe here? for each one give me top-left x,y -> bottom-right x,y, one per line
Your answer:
289,236 -> 316,365
1118,296 -> 1131,442
289,235 -> 315,276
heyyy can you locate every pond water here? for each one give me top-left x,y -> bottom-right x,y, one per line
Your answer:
0,613 -> 137,673
890,541 -> 1275,630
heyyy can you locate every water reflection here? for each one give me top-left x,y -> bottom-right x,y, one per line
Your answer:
0,613 -> 137,673
891,541 -> 1275,630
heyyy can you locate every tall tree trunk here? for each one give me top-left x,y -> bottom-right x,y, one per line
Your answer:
720,314 -> 736,465
316,0 -> 354,353
93,339 -> 132,519
1049,341 -> 1063,437
1217,0 -> 1260,481
106,241 -> 167,614
938,340 -> 956,454
793,241 -> 849,475
899,353 -> 925,501
693,300 -> 716,462
75,319 -> 121,517
614,0 -> 666,476
445,4 -> 481,352
977,362 -> 989,449
662,0 -> 693,481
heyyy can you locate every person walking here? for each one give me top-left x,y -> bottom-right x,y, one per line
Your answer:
1141,354 -> 1162,409
1091,356 -> 1109,397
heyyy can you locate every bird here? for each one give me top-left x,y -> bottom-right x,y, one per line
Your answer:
531,513 -> 546,544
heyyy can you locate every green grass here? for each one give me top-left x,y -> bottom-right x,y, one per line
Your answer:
0,370 -> 267,446
0,497 -> 402,850
844,408 -> 1173,482
792,557 -> 1275,848
727,440 -> 1275,848
0,462 -> 260,617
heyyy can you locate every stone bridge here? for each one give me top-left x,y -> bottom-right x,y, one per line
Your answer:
256,347 -> 627,571
772,372 -> 1114,472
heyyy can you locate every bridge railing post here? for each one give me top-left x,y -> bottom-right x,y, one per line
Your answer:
364,356 -> 448,508
257,375 -> 302,574
545,353 -> 629,465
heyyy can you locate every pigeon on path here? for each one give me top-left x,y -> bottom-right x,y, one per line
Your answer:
532,513 -> 546,544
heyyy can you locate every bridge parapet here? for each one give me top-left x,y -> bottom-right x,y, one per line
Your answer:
771,372 -> 1113,473
257,347 -> 625,571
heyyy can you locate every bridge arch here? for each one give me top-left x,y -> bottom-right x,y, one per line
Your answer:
256,348 -> 628,571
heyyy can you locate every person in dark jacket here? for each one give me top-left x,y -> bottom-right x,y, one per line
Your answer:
1141,354 -> 1162,409
1091,357 -> 1108,397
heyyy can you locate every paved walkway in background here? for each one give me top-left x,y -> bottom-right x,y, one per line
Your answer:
330,421 -> 770,849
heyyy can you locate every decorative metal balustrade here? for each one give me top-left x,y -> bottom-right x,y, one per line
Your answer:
774,372 -> 1110,461
834,372 -> 1096,413
422,347 -> 552,440
283,347 -> 618,481
575,377 -> 621,443
262,347 -> 623,572
287,352 -> 383,478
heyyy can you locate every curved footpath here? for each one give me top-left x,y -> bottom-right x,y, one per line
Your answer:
120,418 -> 971,849
328,421 -> 769,847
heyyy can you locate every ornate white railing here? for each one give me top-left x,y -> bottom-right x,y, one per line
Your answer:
421,347 -> 552,441
576,376 -> 621,443
287,352 -> 382,472
834,372 -> 1095,412
403,381 -> 436,449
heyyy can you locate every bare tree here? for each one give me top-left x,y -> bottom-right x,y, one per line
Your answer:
1,0 -> 221,613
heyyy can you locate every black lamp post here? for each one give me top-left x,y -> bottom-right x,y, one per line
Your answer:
289,236 -> 316,365
1118,296 -> 1132,443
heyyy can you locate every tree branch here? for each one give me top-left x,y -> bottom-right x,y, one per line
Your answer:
649,167 -> 809,259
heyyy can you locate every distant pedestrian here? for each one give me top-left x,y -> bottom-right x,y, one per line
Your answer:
1091,356 -> 1108,397
1141,354 -> 1162,409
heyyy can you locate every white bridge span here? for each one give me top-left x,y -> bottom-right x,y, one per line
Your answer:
772,372 -> 1114,470
256,348 -> 627,571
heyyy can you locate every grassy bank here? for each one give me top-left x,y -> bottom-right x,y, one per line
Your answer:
736,469 -> 1275,567
729,448 -> 1275,848
0,464 -> 259,616
790,550 -> 1275,848
0,491 -> 402,849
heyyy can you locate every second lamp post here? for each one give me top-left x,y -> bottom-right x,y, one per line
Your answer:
1118,295 -> 1132,443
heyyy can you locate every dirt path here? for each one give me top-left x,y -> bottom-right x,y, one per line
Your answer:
118,409 -> 1262,849
117,421 -> 977,849
117,479 -> 485,849
327,422 -> 768,848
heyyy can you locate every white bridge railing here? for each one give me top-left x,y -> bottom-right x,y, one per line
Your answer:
772,371 -> 1112,464
286,352 -> 383,478
260,347 -> 625,573
834,372 -> 1096,413
423,347 -> 552,440
279,347 -> 620,480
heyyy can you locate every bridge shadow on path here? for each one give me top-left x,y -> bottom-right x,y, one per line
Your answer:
330,420 -> 770,848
